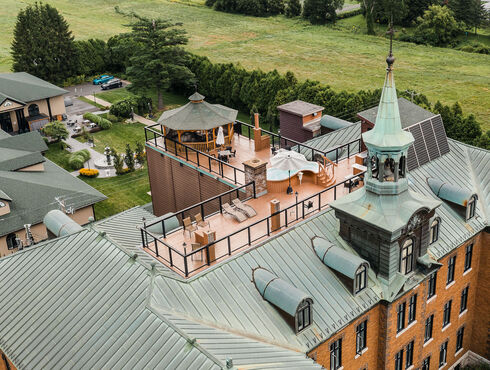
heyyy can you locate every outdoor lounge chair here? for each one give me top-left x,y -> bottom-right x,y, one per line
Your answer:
222,203 -> 247,222
232,198 -> 257,218
183,217 -> 197,237
194,213 -> 209,228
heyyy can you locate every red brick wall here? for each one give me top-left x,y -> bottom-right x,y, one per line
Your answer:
307,231 -> 488,369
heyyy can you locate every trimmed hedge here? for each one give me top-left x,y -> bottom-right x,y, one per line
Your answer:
82,112 -> 112,129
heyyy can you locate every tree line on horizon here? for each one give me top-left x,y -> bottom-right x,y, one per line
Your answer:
9,3 -> 490,150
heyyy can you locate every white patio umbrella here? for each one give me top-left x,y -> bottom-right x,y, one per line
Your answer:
270,150 -> 311,193
216,126 -> 225,148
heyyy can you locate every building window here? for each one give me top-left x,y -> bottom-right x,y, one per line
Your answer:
297,300 -> 311,332
460,286 -> 469,313
330,338 -> 342,370
422,356 -> 430,370
425,314 -> 434,342
466,196 -> 477,220
408,294 -> 417,324
395,349 -> 403,370
355,265 -> 367,293
443,300 -> 452,328
430,218 -> 440,244
439,341 -> 448,367
406,340 -> 414,368
397,302 -> 406,332
456,326 -> 464,352
28,103 -> 40,117
464,243 -> 473,271
400,239 -> 414,275
428,272 -> 437,299
447,255 -> 456,285
6,233 -> 18,250
356,320 -> 367,354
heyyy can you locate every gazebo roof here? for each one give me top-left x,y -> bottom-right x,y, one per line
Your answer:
158,92 -> 238,131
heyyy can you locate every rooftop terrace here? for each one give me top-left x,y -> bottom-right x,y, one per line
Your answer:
143,121 -> 366,277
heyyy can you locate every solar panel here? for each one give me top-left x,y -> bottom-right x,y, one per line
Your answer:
404,114 -> 450,172
421,119 -> 440,160
431,115 -> 450,155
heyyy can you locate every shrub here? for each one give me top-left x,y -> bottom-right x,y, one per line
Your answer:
110,99 -> 133,118
414,5 -> 462,46
79,168 -> 99,177
457,42 -> 489,54
106,113 -> 119,123
68,154 -> 85,170
124,144 -> 135,172
76,149 -> 91,162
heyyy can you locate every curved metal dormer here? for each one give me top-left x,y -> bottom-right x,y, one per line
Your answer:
253,267 -> 313,333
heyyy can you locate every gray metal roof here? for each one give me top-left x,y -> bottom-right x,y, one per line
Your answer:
312,237 -> 368,279
253,267 -> 312,316
0,72 -> 67,104
150,210 -> 384,352
357,97 -> 435,129
296,122 -> 362,161
0,229 -> 223,370
320,115 -> 352,131
277,100 -> 324,117
427,177 -> 475,207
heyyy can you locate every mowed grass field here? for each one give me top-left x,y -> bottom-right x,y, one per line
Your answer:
0,0 -> 489,128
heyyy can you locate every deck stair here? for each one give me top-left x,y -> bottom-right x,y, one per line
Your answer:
317,156 -> 336,187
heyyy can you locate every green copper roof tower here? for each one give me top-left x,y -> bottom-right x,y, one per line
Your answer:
330,38 -> 440,286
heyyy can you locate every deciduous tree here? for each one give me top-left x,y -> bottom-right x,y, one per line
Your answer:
303,0 -> 344,24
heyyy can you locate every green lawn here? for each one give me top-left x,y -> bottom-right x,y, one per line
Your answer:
82,168 -> 151,219
77,121 -> 147,154
44,143 -> 73,171
2,0 -> 487,127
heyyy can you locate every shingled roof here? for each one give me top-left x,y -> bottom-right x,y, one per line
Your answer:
0,72 -> 67,104
0,131 -> 106,236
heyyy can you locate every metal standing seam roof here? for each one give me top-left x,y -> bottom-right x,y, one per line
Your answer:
312,237 -> 368,279
158,93 -> 238,131
0,229 -> 223,370
0,72 -> 67,103
427,177 -> 476,207
320,115 -> 352,131
295,122 -> 362,161
253,267 -> 312,316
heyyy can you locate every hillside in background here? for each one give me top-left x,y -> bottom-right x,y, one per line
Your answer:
1,0 -> 489,127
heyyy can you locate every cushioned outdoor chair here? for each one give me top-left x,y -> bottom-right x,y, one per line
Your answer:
222,203 -> 247,222
232,198 -> 257,218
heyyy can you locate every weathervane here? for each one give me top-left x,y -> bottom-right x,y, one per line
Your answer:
194,81 -> 198,93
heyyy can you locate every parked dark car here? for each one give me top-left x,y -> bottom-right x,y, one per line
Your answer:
101,78 -> 123,90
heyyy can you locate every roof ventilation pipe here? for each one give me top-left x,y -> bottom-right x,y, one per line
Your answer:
43,209 -> 83,237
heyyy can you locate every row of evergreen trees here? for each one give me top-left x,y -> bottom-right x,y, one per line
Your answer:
10,4 -> 489,149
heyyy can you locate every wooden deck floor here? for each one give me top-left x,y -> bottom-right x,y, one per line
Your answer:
143,145 -> 364,277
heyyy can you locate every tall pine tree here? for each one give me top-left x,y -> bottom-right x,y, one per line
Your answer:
117,10 -> 194,109
11,3 -> 77,84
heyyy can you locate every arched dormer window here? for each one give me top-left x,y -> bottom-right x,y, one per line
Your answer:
430,218 -> 440,244
400,238 -> 414,275
467,195 -> 477,220
297,299 -> 312,332
355,264 -> 367,293
28,104 -> 39,117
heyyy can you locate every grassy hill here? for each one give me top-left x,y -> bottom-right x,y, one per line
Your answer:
1,0 -> 489,128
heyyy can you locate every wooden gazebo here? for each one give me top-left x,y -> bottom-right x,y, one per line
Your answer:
158,92 -> 238,153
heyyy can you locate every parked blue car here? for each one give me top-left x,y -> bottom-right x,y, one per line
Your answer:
93,75 -> 114,85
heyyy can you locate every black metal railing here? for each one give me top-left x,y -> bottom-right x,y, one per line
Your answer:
234,120 -> 362,164
140,172 -> 365,277
145,124 -> 246,185
143,182 -> 255,239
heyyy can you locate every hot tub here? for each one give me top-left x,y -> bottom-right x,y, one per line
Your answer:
266,162 -> 320,193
